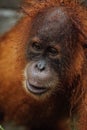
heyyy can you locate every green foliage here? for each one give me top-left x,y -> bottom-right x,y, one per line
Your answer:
0,125 -> 4,130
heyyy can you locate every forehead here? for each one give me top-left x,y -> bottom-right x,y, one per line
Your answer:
31,6 -> 73,42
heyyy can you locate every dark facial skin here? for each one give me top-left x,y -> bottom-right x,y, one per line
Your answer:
24,8 -> 80,128
25,6 -> 78,97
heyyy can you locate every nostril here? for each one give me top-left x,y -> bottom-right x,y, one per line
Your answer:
38,62 -> 45,71
35,60 -> 46,71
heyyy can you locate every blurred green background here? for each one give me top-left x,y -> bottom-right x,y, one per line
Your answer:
0,0 -> 21,35
0,0 -> 21,9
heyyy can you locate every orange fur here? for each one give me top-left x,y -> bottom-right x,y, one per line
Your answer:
0,0 -> 87,130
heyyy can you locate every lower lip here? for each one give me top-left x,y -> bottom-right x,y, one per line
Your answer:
26,81 -> 48,95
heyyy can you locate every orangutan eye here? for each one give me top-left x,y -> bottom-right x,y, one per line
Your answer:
32,42 -> 42,51
48,47 -> 58,56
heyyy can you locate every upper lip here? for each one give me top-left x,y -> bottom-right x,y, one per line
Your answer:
26,80 -> 48,95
